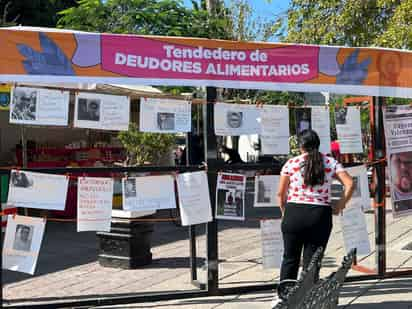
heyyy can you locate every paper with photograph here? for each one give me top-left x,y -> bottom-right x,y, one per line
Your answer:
254,175 -> 280,207
9,86 -> 69,126
340,207 -> 371,256
177,171 -> 212,226
260,219 -> 284,269
214,103 -> 261,136
122,175 -> 176,211
311,106 -> 331,154
260,105 -> 289,154
345,166 -> 371,211
335,107 -> 363,154
7,170 -> 68,211
77,177 -> 113,232
2,215 -> 45,275
74,92 -> 130,131
216,173 -> 246,220
140,98 -> 191,133
384,105 -> 412,218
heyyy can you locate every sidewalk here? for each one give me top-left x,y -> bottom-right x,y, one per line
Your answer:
2,197 -> 412,308
91,277 -> 412,308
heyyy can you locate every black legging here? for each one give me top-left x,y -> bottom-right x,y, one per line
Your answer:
280,202 -> 332,281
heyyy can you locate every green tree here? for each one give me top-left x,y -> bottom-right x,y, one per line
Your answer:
280,0 -> 412,49
0,0 -> 77,27
58,0 -> 230,38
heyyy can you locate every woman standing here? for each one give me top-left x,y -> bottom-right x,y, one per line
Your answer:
277,129 -> 354,282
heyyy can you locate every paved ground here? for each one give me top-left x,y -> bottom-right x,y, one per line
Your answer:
2,197 -> 412,308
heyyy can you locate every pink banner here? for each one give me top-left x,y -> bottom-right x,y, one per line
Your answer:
101,35 -> 319,82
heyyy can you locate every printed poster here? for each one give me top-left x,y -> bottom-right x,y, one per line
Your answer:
340,207 -> 371,256
2,215 -> 46,275
311,106 -> 331,154
260,105 -> 289,154
9,87 -> 69,126
335,107 -> 363,154
122,175 -> 176,211
77,177 -> 114,232
0,84 -> 11,110
254,175 -> 280,207
74,92 -> 130,131
261,219 -> 284,269
140,98 -> 191,133
7,170 -> 69,211
176,171 -> 212,226
295,107 -> 331,154
383,105 -> 412,218
346,166 -> 371,211
214,103 -> 260,136
216,172 -> 246,221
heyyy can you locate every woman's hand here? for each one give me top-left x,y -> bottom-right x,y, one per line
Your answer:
333,199 -> 346,215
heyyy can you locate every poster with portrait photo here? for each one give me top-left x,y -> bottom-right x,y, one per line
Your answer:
261,219 -> 284,269
74,92 -> 130,131
260,105 -> 289,154
122,175 -> 176,211
9,87 -> 69,126
177,171 -> 212,226
140,98 -> 191,133
383,105 -> 412,218
7,170 -> 68,211
122,177 -> 137,210
2,215 -> 46,275
254,175 -> 280,207
77,177 -> 113,232
335,107 -> 363,154
216,173 -> 246,221
214,103 -> 261,136
345,166 -> 371,211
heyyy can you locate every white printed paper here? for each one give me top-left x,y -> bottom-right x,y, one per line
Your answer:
261,219 -> 284,269
177,171 -> 212,226
383,105 -> 412,218
74,92 -> 130,131
340,207 -> 371,256
295,107 -> 331,154
346,166 -> 371,211
10,87 -> 69,126
254,175 -> 280,207
77,177 -> 113,232
260,105 -> 289,154
216,173 -> 246,220
7,170 -> 68,211
335,107 -> 363,153
2,215 -> 45,275
140,98 -> 191,133
214,103 -> 260,136
122,175 -> 176,211
311,106 -> 331,154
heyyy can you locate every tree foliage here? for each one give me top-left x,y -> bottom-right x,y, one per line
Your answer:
118,123 -> 175,165
0,0 -> 77,27
280,0 -> 412,49
58,0 -> 230,38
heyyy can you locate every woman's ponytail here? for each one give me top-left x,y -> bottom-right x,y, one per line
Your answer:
299,130 -> 325,186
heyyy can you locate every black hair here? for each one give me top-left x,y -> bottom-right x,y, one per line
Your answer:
298,129 -> 325,186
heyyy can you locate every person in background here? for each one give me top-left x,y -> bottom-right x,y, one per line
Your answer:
219,145 -> 244,164
277,129 -> 354,285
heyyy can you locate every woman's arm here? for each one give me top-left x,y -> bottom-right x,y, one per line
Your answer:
277,175 -> 290,216
334,171 -> 355,213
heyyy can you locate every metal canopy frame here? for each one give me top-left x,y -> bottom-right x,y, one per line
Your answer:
0,88 -> 411,308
